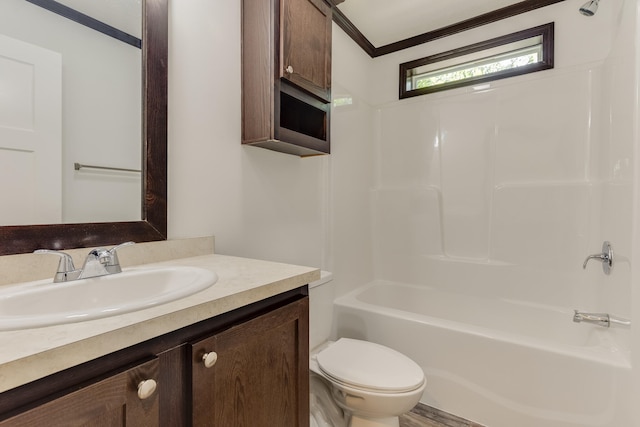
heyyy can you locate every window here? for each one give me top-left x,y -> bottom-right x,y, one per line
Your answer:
399,23 -> 554,99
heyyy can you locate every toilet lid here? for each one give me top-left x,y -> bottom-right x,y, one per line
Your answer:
315,338 -> 425,393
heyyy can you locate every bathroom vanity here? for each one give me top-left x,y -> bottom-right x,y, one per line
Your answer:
0,253 -> 318,426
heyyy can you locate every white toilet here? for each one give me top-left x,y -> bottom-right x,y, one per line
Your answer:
309,273 -> 426,427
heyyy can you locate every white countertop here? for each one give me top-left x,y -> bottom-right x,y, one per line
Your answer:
0,253 -> 319,393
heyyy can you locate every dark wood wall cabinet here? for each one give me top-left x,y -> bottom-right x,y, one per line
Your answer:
0,288 -> 309,427
242,0 -> 332,156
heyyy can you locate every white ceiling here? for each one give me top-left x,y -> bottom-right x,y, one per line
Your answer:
337,0 -> 529,47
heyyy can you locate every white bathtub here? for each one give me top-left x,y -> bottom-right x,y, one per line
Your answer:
332,280 -> 632,427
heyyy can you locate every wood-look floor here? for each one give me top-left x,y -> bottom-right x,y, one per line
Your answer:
399,404 -> 487,427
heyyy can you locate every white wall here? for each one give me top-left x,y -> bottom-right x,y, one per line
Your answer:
365,0 -> 630,314
167,0 -> 634,323
168,0 -> 640,422
168,0 -> 329,270
329,26 -> 377,296
598,0 -> 636,367
625,0 -> 640,421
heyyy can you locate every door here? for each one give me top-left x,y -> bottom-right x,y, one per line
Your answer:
281,0 -> 331,102
0,358 -> 159,426
0,33 -> 62,225
191,298 -> 310,427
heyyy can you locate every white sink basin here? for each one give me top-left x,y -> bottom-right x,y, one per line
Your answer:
0,266 -> 218,331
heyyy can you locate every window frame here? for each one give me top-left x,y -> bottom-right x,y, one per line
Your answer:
399,22 -> 554,99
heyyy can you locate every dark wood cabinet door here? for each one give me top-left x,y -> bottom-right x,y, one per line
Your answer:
191,297 -> 309,427
0,359 -> 159,427
281,0 -> 332,102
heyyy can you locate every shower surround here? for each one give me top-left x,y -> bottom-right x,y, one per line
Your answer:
330,0 -> 636,425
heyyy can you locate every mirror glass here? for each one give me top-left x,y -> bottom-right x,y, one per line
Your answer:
0,0 -> 142,226
0,0 -> 167,256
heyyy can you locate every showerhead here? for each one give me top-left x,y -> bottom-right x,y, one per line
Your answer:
579,0 -> 599,16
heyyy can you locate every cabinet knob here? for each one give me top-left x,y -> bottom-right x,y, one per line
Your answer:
137,379 -> 157,400
202,351 -> 218,368
285,65 -> 294,74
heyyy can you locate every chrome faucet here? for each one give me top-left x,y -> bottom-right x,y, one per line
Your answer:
33,249 -> 80,283
583,241 -> 613,275
573,310 -> 631,328
573,310 -> 610,327
35,242 -> 134,283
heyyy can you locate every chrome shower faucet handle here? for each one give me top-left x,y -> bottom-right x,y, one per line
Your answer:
582,241 -> 613,275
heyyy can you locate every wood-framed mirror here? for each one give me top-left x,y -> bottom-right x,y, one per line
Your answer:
0,0 -> 167,256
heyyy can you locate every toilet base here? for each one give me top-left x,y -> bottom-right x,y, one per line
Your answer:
349,414 -> 399,427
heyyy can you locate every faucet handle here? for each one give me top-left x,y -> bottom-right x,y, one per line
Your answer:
108,241 -> 135,256
102,241 -> 135,272
583,241 -> 613,275
34,249 -> 78,283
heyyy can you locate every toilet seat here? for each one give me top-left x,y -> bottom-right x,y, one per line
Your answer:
315,338 -> 425,393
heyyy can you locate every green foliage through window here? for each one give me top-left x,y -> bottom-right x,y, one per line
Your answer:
414,52 -> 539,89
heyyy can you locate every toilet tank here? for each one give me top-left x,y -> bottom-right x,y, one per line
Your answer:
309,271 -> 334,350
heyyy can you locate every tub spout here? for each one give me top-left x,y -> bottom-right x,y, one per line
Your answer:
573,310 -> 610,327
572,310 -> 631,328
